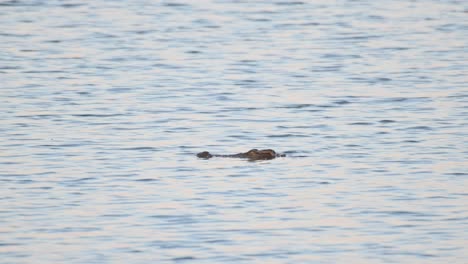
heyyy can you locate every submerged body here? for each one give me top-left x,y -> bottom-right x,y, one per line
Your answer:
197,149 -> 285,160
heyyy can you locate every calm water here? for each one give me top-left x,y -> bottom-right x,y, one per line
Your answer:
1,0 -> 467,263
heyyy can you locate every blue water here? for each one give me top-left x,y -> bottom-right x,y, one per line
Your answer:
1,0 -> 467,263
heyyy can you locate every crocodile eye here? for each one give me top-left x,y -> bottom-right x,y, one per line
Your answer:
259,149 -> 275,155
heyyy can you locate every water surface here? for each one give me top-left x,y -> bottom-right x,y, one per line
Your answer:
1,0 -> 467,263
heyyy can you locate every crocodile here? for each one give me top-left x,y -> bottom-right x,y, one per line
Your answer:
196,149 -> 285,160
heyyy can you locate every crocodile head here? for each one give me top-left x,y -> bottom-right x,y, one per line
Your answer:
245,149 -> 277,160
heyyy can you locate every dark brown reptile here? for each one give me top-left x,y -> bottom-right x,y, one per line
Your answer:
197,149 -> 285,160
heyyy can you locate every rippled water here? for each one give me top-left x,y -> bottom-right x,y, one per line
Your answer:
1,0 -> 467,263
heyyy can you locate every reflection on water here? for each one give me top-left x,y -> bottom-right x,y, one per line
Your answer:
1,0 -> 467,263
